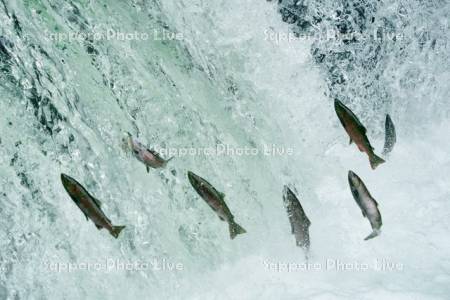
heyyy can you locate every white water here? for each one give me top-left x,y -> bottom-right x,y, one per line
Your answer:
0,0 -> 449,299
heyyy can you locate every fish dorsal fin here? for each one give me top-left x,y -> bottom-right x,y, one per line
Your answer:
220,192 -> 225,199
92,197 -> 102,208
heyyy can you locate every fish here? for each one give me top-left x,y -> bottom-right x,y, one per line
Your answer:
283,186 -> 311,253
382,114 -> 396,156
334,99 -> 385,169
123,133 -> 173,172
187,171 -> 246,239
348,171 -> 382,240
60,173 -> 125,239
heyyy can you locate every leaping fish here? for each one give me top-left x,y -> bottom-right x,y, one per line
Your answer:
123,133 -> 173,172
348,171 -> 382,240
61,174 -> 125,239
283,186 -> 311,253
188,171 -> 246,239
382,114 -> 396,157
334,100 -> 385,169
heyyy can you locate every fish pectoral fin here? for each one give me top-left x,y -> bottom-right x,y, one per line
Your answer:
362,211 -> 367,218
219,216 -> 225,221
146,165 -> 150,173
83,213 -> 89,221
95,224 -> 102,230
349,138 -> 353,145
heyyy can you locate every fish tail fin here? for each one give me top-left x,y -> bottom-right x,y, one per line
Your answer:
364,229 -> 380,240
111,225 -> 126,239
370,154 -> 385,169
229,222 -> 246,239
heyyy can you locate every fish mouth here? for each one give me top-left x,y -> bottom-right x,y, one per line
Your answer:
187,171 -> 199,186
61,173 -> 71,185
283,186 -> 297,206
120,137 -> 131,152
334,99 -> 346,112
283,185 -> 292,197
334,99 -> 343,107
61,173 -> 76,192
348,170 -> 360,186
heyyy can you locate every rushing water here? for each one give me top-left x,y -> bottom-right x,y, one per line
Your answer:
0,0 -> 449,299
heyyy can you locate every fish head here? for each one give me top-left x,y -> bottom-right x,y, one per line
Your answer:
120,137 -> 131,153
283,185 -> 293,199
188,171 -> 199,185
61,173 -> 75,187
334,99 -> 345,113
187,171 -> 202,188
348,170 -> 362,187
282,185 -> 297,207
386,114 -> 392,124
121,132 -> 135,153
60,173 -> 80,198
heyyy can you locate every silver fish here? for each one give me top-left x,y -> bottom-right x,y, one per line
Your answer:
123,133 -> 173,172
382,114 -> 396,156
188,171 -> 246,239
348,171 -> 382,240
283,186 -> 311,252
